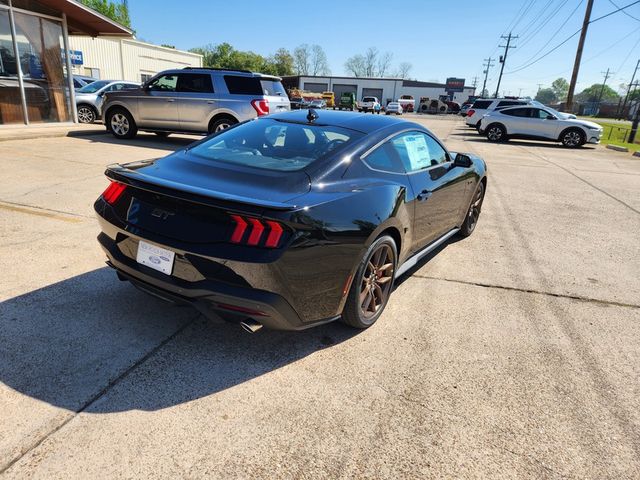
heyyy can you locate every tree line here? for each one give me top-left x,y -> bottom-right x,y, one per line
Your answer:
535,77 -> 638,104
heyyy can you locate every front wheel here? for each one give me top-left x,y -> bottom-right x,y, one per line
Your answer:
107,108 -> 137,139
342,235 -> 397,329
561,128 -> 585,148
459,182 -> 485,237
77,105 -> 96,124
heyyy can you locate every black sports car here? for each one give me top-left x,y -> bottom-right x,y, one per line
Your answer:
95,110 -> 486,332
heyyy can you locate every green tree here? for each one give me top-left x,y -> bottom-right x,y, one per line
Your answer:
575,84 -> 619,103
267,48 -> 294,76
190,43 -> 294,75
80,0 -> 131,28
551,78 -> 569,101
534,88 -> 557,104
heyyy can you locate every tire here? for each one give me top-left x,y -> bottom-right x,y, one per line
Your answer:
560,128 -> 585,148
107,108 -> 137,139
77,104 -> 96,124
208,116 -> 237,134
486,123 -> 507,142
459,181 -> 485,238
154,132 -> 170,138
342,235 -> 397,329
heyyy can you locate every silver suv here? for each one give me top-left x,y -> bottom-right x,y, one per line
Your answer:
102,68 -> 290,139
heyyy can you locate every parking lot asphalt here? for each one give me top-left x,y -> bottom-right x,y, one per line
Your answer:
1,116 -> 639,479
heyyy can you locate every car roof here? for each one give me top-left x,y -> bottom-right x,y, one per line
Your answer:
267,110 -> 421,134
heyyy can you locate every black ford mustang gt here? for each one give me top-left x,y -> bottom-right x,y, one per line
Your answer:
95,110 -> 486,332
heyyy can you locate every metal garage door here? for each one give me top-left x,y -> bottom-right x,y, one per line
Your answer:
333,84 -> 358,101
362,88 -> 383,102
303,82 -> 328,93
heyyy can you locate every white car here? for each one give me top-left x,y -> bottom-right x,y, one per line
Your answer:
385,102 -> 403,115
465,98 -> 532,129
479,105 -> 603,148
358,96 -> 380,113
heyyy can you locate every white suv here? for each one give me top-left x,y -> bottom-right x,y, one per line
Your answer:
465,98 -> 532,129
479,105 -> 603,148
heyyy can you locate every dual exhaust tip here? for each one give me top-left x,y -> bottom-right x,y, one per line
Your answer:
240,319 -> 263,334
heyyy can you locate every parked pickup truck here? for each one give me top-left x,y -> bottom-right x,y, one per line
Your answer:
397,95 -> 415,112
358,96 -> 380,113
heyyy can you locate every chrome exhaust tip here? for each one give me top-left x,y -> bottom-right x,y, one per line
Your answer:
240,319 -> 263,333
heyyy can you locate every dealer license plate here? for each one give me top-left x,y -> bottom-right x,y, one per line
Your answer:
136,240 -> 175,275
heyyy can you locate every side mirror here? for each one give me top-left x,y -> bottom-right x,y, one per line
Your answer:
453,153 -> 472,168
546,115 -> 556,120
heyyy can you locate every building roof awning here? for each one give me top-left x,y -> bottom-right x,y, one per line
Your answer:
37,0 -> 133,36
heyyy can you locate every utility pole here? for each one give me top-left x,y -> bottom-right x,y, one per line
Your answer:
566,0 -> 594,112
494,33 -> 518,98
629,92 -> 640,144
620,59 -> 640,119
472,76 -> 478,89
481,57 -> 494,98
595,68 -> 612,113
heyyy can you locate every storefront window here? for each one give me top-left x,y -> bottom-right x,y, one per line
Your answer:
0,9 -> 25,124
13,11 -> 70,123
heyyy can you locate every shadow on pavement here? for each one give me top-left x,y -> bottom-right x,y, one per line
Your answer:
76,132 -> 200,152
0,268 -> 356,413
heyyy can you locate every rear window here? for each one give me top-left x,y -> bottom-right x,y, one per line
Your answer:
471,100 -> 492,109
224,75 -> 262,95
363,97 -> 376,102
260,79 -> 286,96
189,119 -> 363,172
177,73 -> 214,93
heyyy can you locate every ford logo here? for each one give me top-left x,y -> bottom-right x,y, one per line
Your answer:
159,256 -> 170,262
149,255 -> 161,264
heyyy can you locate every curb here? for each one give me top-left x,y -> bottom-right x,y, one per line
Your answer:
0,128 -> 106,143
605,144 -> 629,152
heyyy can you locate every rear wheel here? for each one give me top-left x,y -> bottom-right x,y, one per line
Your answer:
459,182 -> 485,237
486,124 -> 507,142
342,235 -> 397,329
560,128 -> 585,148
107,108 -> 137,139
208,116 -> 237,134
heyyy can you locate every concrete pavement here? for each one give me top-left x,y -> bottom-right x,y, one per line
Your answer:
1,118 -> 639,479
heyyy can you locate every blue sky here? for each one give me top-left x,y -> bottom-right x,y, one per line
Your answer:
129,0 -> 640,97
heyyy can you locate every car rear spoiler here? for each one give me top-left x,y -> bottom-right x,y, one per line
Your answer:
105,163 -> 298,211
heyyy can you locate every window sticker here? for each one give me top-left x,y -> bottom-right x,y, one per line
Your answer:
403,134 -> 431,170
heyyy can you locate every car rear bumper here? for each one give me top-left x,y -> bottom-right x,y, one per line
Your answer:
97,231 -> 339,331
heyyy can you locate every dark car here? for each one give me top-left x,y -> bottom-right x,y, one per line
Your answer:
94,110 -> 487,332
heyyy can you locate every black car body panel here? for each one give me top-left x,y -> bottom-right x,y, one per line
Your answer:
95,110 -> 486,330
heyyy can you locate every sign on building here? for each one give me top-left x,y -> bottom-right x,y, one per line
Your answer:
61,49 -> 84,66
445,77 -> 465,92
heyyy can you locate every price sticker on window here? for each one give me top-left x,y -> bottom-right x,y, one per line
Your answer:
403,134 -> 431,170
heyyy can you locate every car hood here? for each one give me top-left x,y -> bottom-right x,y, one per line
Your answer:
571,119 -> 602,129
107,149 -> 312,210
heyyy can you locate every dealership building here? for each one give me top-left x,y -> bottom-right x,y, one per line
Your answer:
282,75 -> 476,107
68,36 -> 202,84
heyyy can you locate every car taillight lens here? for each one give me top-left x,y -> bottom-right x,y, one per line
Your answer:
102,181 -> 127,205
251,99 -> 270,116
230,215 -> 283,248
467,109 -> 475,117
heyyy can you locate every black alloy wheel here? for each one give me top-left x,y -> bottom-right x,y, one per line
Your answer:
486,124 -> 507,142
561,128 -> 585,148
342,235 -> 397,329
459,182 -> 485,237
209,117 -> 237,134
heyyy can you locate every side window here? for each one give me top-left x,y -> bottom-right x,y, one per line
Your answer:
224,75 -> 262,95
148,74 -> 177,92
176,73 -> 214,93
390,132 -> 449,172
363,142 -> 405,174
534,109 -> 552,119
503,108 -> 530,117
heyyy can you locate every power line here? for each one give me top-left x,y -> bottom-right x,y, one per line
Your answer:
615,32 -> 640,73
506,0 -> 640,75
607,0 -> 640,21
517,0 -> 571,50
487,0 -> 534,58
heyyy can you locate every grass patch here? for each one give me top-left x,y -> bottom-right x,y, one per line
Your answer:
593,121 -> 640,153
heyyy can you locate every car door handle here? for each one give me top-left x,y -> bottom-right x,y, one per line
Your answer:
417,190 -> 432,201
207,100 -> 215,104
166,99 -> 175,102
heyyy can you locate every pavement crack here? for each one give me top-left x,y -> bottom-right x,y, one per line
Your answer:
0,313 -> 200,475
0,200 -> 92,222
515,146 -> 640,216
490,442 -> 575,479
411,275 -> 640,310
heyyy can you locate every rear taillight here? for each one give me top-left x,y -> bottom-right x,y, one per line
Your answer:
467,109 -> 475,117
251,99 -> 270,116
230,215 -> 283,248
102,181 -> 127,205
